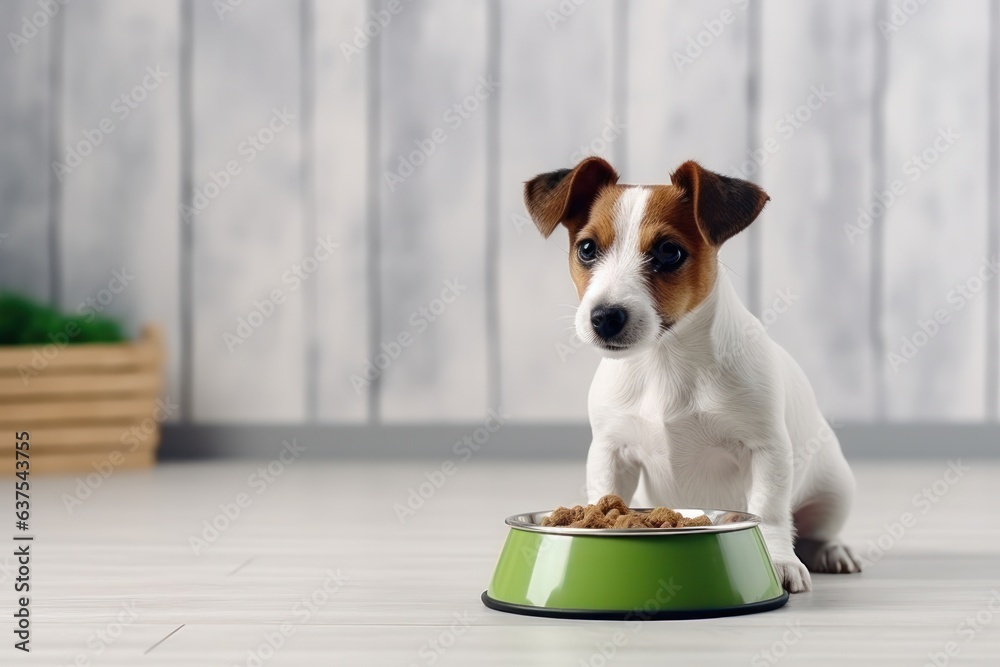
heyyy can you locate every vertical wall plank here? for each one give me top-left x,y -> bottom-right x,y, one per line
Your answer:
0,1 -> 53,301
989,0 -> 1000,422
871,0 -> 888,420
190,1 -> 304,421
883,0 -> 989,420
625,0 -> 752,302
377,0 -> 489,421
484,0 -> 502,411
498,0 -> 614,421
314,0 -> 369,422
60,0 -> 180,409
758,0 -> 875,420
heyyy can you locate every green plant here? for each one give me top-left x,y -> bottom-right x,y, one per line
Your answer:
0,293 -> 126,345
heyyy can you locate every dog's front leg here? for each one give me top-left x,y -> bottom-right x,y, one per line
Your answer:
746,437 -> 812,593
585,439 -> 640,505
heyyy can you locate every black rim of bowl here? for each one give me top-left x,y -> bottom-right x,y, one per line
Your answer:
480,590 -> 790,621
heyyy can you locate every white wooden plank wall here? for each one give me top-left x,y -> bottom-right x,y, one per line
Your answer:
189,0 -> 305,421
0,1 -> 53,302
60,0 -> 182,410
0,0 -> 998,426
314,0 -> 369,422
883,0 -> 991,421
378,0 -> 489,421
758,0 -> 876,421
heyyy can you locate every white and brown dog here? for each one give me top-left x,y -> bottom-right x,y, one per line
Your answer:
524,157 -> 861,592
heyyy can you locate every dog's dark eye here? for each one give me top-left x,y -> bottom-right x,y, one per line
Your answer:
650,240 -> 686,272
577,239 -> 598,264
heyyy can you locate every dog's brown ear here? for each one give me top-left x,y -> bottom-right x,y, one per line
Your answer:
524,157 -> 619,238
670,160 -> 769,246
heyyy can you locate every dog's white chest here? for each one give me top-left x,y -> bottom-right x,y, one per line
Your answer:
594,358 -> 752,510
637,412 -> 751,510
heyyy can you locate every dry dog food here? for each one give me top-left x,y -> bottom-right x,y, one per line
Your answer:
540,494 -> 712,529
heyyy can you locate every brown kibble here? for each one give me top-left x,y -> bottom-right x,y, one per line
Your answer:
574,505 -> 612,528
613,513 -> 651,529
677,515 -> 712,527
595,494 -> 630,516
647,507 -> 684,528
637,512 -> 663,528
541,506 -> 577,527
542,497 -> 705,530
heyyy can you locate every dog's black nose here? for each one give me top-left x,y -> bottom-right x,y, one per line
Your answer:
590,305 -> 628,340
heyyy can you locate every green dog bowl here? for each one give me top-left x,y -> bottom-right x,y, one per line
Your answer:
483,508 -> 788,620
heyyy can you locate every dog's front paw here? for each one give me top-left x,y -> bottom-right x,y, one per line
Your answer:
773,557 -> 812,593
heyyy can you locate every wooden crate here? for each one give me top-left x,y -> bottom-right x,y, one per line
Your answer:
0,326 -> 165,474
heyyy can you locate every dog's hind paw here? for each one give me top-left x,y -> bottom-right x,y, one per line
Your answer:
808,541 -> 863,574
774,557 -> 812,593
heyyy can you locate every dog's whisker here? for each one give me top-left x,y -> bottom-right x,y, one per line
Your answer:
717,259 -> 742,279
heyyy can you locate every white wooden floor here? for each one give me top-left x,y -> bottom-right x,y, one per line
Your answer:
2,459 -> 1000,666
